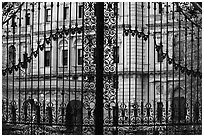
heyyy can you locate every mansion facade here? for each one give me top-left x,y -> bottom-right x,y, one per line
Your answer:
2,2 -> 194,124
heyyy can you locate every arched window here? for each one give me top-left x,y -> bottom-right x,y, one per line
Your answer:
172,87 -> 186,122
78,4 -> 83,18
63,4 -> 69,20
65,100 -> 82,134
44,44 -> 51,67
8,45 -> 16,67
73,38 -> 83,66
59,40 -> 69,66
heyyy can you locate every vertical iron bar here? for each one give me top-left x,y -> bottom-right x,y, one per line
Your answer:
128,2 -> 131,126
122,2 -> 125,125
178,2 -> 181,124
50,2 -> 53,117
141,2 -> 144,124
190,21 -> 193,125
18,4 -> 22,122
184,14 -> 187,125
95,2 -> 104,135
165,2 -> 169,130
172,2 -> 175,125
81,2 -> 85,133
134,2 -> 137,125
147,2 -> 150,124
6,20 -> 9,122
36,3 -> 41,125
196,27 -> 200,124
159,2 -> 162,124
115,2 -> 119,134
153,2 -> 156,132
66,3 -> 72,129
31,2 -> 34,132
68,2 -> 72,117
56,2 -> 59,124
43,2 -> 47,124
37,2 -> 40,112
24,2 -> 28,122
62,2 -> 65,124
75,2 -> 78,130
48,2 -> 53,126
12,8 -> 15,113
11,8 -> 16,125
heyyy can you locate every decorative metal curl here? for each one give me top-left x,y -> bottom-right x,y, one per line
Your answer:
154,37 -> 202,79
123,27 -> 149,41
2,2 -> 25,25
2,25 -> 84,76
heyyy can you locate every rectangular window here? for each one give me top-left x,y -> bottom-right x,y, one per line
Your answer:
64,7 -> 69,19
172,97 -> 186,122
45,51 -> 51,67
22,52 -> 28,68
11,16 -> 16,27
175,3 -> 179,12
78,49 -> 82,65
158,3 -> 163,14
157,45 -> 163,62
62,50 -> 68,66
113,46 -> 119,63
157,52 -> 163,62
93,48 -> 96,64
26,13 -> 30,25
157,102 -> 163,122
78,5 -> 83,18
46,9 -> 51,22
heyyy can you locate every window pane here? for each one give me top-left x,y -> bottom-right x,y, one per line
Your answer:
157,45 -> 163,62
157,102 -> 163,122
78,49 -> 82,65
11,16 -> 16,27
62,50 -> 68,66
46,9 -> 51,22
26,13 -> 30,25
172,97 -> 186,121
64,7 -> 69,19
47,9 -> 51,15
22,52 -> 28,68
79,5 -> 83,18
114,47 -> 119,63
45,51 -> 50,66
9,45 -> 16,67
158,3 -> 163,13
157,51 -> 163,62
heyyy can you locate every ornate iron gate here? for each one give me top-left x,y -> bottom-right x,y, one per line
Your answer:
2,2 -> 202,135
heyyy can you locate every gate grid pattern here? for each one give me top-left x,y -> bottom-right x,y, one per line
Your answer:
2,2 -> 202,135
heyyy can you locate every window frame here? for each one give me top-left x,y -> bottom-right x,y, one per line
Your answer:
171,87 -> 187,122
44,50 -> 51,67
11,15 -> 17,27
113,46 -> 119,63
172,96 -> 186,121
78,5 -> 83,18
62,49 -> 68,66
64,6 -> 69,20
59,40 -> 69,67
8,45 -> 16,67
158,2 -> 163,14
45,8 -> 51,22
157,45 -> 163,62
26,12 -> 30,25
22,52 -> 28,68
77,48 -> 83,66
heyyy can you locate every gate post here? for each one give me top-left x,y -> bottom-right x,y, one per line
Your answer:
95,2 -> 104,135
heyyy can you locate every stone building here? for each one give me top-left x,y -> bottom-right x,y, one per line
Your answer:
2,2 -> 201,133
